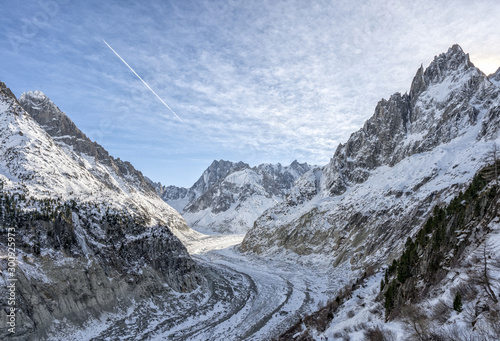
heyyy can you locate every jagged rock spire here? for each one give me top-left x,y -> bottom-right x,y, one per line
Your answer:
410,44 -> 475,102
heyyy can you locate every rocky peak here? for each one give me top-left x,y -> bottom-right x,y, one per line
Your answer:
321,91 -> 412,196
191,159 -> 249,195
409,64 -> 425,106
19,91 -> 63,130
19,91 -> 100,155
410,44 -> 478,103
288,159 -> 311,174
321,45 -> 495,197
18,91 -> 157,197
423,44 -> 475,83
489,67 -> 500,86
0,81 -> 19,103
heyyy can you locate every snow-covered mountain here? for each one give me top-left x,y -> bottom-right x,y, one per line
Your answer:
0,84 -> 201,339
241,45 -> 500,269
150,160 -> 249,212
18,90 -> 160,200
151,160 -> 312,234
0,88 -> 193,234
2,44 -> 499,340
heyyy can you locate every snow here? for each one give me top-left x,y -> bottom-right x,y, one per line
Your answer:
0,102 -> 8,115
183,194 -> 279,234
0,90 -> 188,234
312,272 -> 405,340
165,195 -> 191,212
225,168 -> 262,186
182,231 -> 245,255
172,240 -> 349,340
421,67 -> 475,104
46,229 -> 350,340
2,47 -> 499,340
306,190 -> 500,340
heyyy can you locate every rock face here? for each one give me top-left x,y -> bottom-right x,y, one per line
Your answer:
151,160 -> 312,234
241,45 -> 500,268
18,90 -> 160,204
0,83 -> 201,340
489,67 -> 500,86
150,160 -> 249,212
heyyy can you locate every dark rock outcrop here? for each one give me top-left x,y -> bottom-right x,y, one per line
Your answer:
0,83 -> 202,340
241,45 -> 500,267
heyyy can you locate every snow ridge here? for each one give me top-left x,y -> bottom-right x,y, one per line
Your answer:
152,160 -> 313,234
241,45 -> 500,268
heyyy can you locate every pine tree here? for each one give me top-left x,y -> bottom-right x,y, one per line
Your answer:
453,292 -> 462,312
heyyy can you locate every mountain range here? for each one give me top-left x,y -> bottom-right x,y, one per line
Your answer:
1,44 -> 499,340
150,159 -> 312,234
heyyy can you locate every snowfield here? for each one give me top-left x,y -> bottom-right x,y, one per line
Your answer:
48,231 -> 351,341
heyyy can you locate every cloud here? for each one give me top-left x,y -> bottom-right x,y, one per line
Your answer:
1,0 -> 500,186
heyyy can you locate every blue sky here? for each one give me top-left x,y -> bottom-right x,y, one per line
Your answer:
1,0 -> 500,187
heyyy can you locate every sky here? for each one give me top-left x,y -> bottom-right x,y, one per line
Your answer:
1,0 -> 500,187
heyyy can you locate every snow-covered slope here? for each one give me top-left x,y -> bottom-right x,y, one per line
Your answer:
149,160 -> 249,212
152,160 -> 312,234
0,83 -> 201,340
283,162 -> 500,340
241,45 -> 500,269
15,90 -> 190,232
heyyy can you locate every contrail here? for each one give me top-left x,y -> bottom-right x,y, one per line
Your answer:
102,38 -> 184,123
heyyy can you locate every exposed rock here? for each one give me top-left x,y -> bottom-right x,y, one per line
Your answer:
241,45 -> 500,269
149,160 -> 312,234
0,82 -> 202,340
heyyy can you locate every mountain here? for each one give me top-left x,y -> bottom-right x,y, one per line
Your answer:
0,85 -> 201,340
280,160 -> 500,340
18,90 -> 162,208
149,160 -> 249,212
151,160 -> 312,234
489,67 -> 500,87
241,45 -> 500,268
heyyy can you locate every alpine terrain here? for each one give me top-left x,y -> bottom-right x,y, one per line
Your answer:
242,45 -> 500,262
150,160 -> 312,234
241,45 -> 500,339
0,86 -> 202,340
0,44 -> 499,340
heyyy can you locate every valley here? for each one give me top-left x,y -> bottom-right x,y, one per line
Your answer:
1,44 -> 500,340
50,232 -> 348,341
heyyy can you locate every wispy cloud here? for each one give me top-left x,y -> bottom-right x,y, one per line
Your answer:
1,0 -> 500,186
